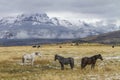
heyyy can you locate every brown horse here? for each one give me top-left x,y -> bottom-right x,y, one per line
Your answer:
81,54 -> 103,69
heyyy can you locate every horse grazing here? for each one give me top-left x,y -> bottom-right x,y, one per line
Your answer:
81,54 -> 103,69
54,54 -> 74,70
22,52 -> 42,66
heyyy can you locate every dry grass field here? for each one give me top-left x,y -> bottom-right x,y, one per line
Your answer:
0,43 -> 120,80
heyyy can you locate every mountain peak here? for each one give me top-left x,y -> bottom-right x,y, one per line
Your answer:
16,13 -> 49,22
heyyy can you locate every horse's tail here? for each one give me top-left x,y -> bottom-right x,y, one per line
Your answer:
69,58 -> 74,69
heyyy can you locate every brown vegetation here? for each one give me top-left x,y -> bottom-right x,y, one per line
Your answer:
0,43 -> 120,80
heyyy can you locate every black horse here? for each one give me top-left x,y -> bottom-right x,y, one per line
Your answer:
112,45 -> 114,48
32,45 -> 36,48
81,54 -> 103,69
54,54 -> 74,70
37,45 -> 41,48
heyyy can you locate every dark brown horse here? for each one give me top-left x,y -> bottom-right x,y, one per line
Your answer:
81,54 -> 103,69
112,45 -> 114,48
54,54 -> 74,70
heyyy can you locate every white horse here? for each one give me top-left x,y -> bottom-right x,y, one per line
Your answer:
22,52 -> 42,66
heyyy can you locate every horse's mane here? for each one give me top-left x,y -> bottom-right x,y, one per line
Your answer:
90,54 -> 101,59
56,54 -> 64,59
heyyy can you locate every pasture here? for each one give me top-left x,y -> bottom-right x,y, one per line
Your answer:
0,43 -> 120,80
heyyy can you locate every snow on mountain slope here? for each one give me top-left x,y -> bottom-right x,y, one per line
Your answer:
0,12 -> 120,39
0,17 -> 17,25
15,13 -> 50,24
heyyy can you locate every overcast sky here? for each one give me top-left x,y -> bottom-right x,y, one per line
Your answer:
0,0 -> 120,23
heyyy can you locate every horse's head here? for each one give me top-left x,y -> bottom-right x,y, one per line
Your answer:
98,54 -> 103,60
54,54 -> 58,61
35,52 -> 42,57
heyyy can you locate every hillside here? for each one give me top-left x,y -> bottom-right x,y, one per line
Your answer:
74,30 -> 120,44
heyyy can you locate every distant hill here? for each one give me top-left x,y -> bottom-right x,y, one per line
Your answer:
0,39 -> 73,46
73,30 -> 120,44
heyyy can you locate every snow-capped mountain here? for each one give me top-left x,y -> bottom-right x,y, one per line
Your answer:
0,12 -> 120,39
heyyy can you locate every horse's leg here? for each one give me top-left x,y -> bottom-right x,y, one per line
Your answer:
81,63 -> 87,69
81,59 -> 86,69
70,64 -> 73,69
31,59 -> 34,66
23,58 -> 26,65
70,63 -> 73,69
70,59 -> 74,69
60,63 -> 64,70
22,57 -> 24,65
70,62 -> 74,69
91,63 -> 95,69
91,61 -> 96,69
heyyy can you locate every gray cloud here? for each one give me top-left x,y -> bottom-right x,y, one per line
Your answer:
0,0 -> 120,19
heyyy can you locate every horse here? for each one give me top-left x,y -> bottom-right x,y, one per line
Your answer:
22,52 -> 42,66
32,45 -> 36,48
37,45 -> 41,48
54,54 -> 74,70
112,45 -> 114,48
81,54 -> 103,69
59,46 -> 62,48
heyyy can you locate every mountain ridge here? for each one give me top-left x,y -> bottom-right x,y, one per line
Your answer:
78,30 -> 120,44
0,12 -> 120,39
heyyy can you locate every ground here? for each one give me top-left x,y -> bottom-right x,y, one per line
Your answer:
0,43 -> 120,80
